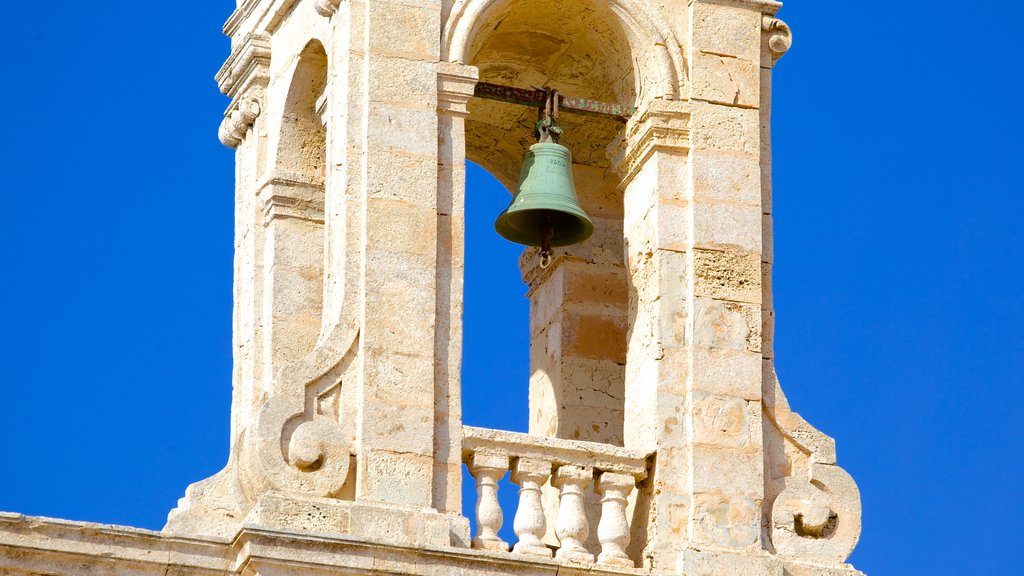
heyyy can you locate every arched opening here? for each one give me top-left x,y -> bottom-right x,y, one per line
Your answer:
460,0 -> 636,446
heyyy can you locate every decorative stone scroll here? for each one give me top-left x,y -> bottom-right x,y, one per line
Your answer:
239,324 -> 357,500
215,33 -> 271,148
763,16 -> 793,63
314,0 -> 343,17
765,374 -> 862,562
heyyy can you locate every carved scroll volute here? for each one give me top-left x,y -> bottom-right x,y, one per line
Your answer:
762,16 -> 793,63
771,462 -> 862,562
315,0 -> 343,17
242,325 -> 357,499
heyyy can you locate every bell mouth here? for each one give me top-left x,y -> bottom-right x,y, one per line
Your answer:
494,208 -> 594,247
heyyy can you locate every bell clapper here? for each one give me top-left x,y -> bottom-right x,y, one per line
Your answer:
540,224 -> 554,269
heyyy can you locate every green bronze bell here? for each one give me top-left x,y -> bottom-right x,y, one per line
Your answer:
494,142 -> 594,249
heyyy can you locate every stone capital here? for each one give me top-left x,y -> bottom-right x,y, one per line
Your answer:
608,99 -> 691,185
437,62 -> 479,117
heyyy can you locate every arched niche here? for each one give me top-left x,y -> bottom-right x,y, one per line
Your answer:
261,40 -> 330,375
457,0 -> 641,446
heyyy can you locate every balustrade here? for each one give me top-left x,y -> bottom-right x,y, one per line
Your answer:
462,426 -> 650,567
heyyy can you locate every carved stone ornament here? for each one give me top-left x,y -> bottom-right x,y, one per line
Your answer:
238,325 -> 357,500
215,33 -> 271,148
219,98 -> 261,148
763,16 -> 793,63
765,374 -> 862,562
315,0 -> 343,17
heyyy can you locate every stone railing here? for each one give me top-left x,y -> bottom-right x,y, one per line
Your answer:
462,426 -> 651,568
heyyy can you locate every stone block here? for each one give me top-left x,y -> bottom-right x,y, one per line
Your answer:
365,199 -> 437,255
693,247 -> 762,303
679,547 -> 783,576
692,492 -> 762,548
693,297 -> 761,352
692,149 -> 762,205
360,450 -> 434,507
692,52 -> 761,108
367,53 -> 437,103
692,393 -> 754,448
692,101 -> 761,155
691,446 -> 763,496
690,1 -> 762,61
691,345 -> 763,401
367,1 -> 440,60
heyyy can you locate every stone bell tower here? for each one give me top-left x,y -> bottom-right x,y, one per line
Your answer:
0,1 -> 865,575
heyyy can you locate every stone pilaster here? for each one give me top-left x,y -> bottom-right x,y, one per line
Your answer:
435,61 -> 478,516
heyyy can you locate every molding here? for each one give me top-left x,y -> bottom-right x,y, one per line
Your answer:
224,0 -> 261,37
215,33 -> 271,100
688,0 -> 783,15
215,33 -> 271,148
763,16 -> 793,64
437,62 -> 479,117
608,99 -> 691,186
257,174 -> 326,222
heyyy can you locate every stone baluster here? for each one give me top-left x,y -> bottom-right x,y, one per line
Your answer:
510,457 -> 553,557
552,465 -> 594,562
595,472 -> 636,567
468,452 -> 509,551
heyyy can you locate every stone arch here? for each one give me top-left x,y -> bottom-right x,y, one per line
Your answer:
273,40 -> 329,180
447,0 -> 658,447
443,0 -> 683,103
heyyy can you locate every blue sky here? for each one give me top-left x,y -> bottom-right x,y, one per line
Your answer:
1,2 -> 1022,574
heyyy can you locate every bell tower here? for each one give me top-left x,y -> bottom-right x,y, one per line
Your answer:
154,0 -> 866,574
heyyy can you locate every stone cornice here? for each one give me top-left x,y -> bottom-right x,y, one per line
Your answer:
215,33 -> 271,100
215,33 -> 271,148
224,0 -> 261,37
608,99 -> 691,185
0,513 -> 228,576
437,62 -> 479,117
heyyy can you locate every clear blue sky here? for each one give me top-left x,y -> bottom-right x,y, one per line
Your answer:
1,2 -> 1021,574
